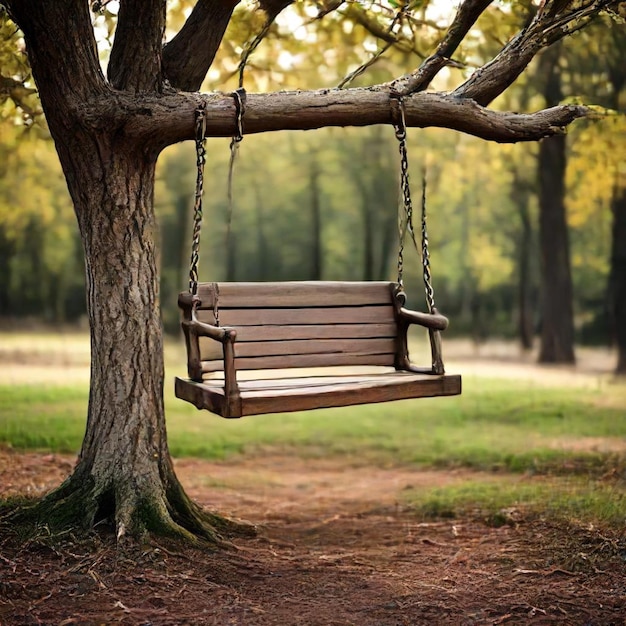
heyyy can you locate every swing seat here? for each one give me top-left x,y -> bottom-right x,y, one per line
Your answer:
175,281 -> 461,418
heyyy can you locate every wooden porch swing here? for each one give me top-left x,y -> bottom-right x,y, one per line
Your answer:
175,91 -> 461,418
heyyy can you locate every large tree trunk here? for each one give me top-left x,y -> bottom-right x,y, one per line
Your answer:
8,0 -> 244,543
537,45 -> 576,364
608,186 -> 626,374
32,133 -> 236,541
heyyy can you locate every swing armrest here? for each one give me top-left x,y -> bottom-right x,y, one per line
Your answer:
396,307 -> 447,375
181,318 -> 237,382
184,320 -> 240,415
398,307 -> 448,331
183,319 -> 236,343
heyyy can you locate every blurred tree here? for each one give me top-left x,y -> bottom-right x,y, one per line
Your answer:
308,156 -> 323,280
340,126 -> 397,281
0,123 -> 84,321
560,16 -> 625,371
509,159 -> 537,350
2,0 -> 620,543
605,23 -> 626,374
537,42 -> 577,364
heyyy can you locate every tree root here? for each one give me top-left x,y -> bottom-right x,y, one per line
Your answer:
3,470 -> 256,548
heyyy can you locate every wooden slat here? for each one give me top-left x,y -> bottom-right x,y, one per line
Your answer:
174,373 -> 462,417
243,377 -> 439,398
198,330 -> 397,361
223,323 -> 398,342
233,337 -> 394,358
239,374 -> 462,415
192,281 -> 394,309
201,352 -> 396,372
233,372 -> 430,390
196,305 -> 395,327
198,338 -> 223,361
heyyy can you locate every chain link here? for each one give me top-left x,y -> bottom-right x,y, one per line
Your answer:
189,101 -> 207,296
391,93 -> 436,314
420,175 -> 436,314
188,91 -> 246,300
226,88 -> 246,258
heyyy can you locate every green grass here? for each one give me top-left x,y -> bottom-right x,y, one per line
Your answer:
1,332 -> 625,530
0,385 -> 88,452
1,375 -> 625,476
163,374 -> 626,475
405,476 -> 626,529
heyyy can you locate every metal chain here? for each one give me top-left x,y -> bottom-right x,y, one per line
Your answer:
391,93 -> 436,314
420,174 -> 436,314
392,97 -> 410,287
189,101 -> 207,296
226,88 -> 246,254
213,282 -> 220,327
188,92 -> 245,300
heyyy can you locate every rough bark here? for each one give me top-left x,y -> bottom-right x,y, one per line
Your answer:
108,0 -> 166,92
54,140 -> 212,539
455,0 -> 619,107
391,0 -> 494,95
5,0 -> 250,543
89,90 -> 590,150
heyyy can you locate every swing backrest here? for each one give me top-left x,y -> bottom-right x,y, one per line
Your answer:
191,281 -> 403,372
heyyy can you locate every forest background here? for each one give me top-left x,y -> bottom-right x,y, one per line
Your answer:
1,1 -> 624,359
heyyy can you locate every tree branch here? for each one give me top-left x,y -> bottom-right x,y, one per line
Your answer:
343,3 -> 402,45
391,0 -> 494,95
91,88 -> 588,152
454,0 -> 619,106
0,74 -> 39,117
162,0 -> 239,92
108,0 -> 167,92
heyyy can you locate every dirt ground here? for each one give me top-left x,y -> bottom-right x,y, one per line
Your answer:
1,339 -> 624,624
1,448 -> 625,626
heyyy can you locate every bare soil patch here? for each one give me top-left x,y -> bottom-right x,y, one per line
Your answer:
1,448 -> 625,625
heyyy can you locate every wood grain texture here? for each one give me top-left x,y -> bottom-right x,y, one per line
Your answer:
197,305 -> 396,327
201,352 -> 397,372
175,373 -> 462,418
178,280 -> 461,415
193,281 -> 395,308
232,337 -> 396,358
214,323 -> 398,342
91,89 -> 590,152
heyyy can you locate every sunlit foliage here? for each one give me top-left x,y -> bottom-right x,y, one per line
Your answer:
0,1 -> 623,341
